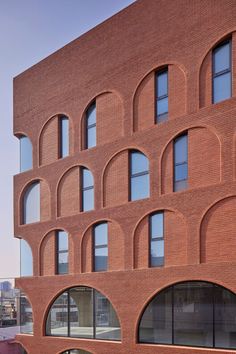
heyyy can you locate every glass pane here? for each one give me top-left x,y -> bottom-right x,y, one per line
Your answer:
87,103 -> 96,126
139,287 -> 172,344
175,162 -> 188,181
69,287 -> 93,338
82,169 -> 94,188
214,285 -> 236,349
95,291 -> 121,340
24,182 -> 40,224
94,223 -> 108,246
131,174 -> 149,201
82,188 -> 94,212
174,135 -> 188,164
95,247 -> 108,271
174,282 -> 213,347
20,136 -> 32,172
20,239 -> 33,277
157,112 -> 168,123
46,292 -> 68,336
58,231 -> 68,251
20,292 -> 33,334
174,179 -> 188,192
157,97 -> 168,116
214,42 -> 230,74
151,240 -> 164,267
131,151 -> 149,175
60,117 -> 69,158
213,72 -> 231,103
58,252 -> 68,274
87,126 -> 96,148
157,70 -> 168,97
151,213 -> 163,238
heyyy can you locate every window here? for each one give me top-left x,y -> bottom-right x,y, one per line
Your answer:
139,281 -> 236,350
59,116 -> 69,158
20,239 -> 33,276
19,135 -> 32,172
46,286 -> 121,341
130,150 -> 149,201
56,231 -> 68,274
93,223 -> 108,272
150,212 -> 164,267
86,102 -> 96,149
23,181 -> 40,224
156,69 -> 168,123
81,168 -> 94,211
174,134 -> 188,192
20,291 -> 33,334
213,39 -> 231,103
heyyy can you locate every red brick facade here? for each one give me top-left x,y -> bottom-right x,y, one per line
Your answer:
13,0 -> 236,353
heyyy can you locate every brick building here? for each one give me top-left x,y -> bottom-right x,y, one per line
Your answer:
13,0 -> 236,353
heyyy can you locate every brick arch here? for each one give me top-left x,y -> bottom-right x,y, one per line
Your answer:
199,30 -> 236,108
39,228 -> 74,276
20,178 -> 51,224
39,113 -> 73,166
102,147 -> 150,208
57,164 -> 94,217
133,62 -> 187,132
81,219 -> 124,273
81,90 -> 124,150
160,125 -> 221,194
200,196 -> 236,263
133,208 -> 187,269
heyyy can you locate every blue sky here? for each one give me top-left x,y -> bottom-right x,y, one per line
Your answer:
0,0 -> 135,278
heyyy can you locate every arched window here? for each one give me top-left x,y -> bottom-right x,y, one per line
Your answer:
139,281 -> 236,349
85,102 -> 96,149
149,212 -> 164,267
20,239 -> 33,276
155,68 -> 168,123
46,286 -> 120,341
61,350 -> 91,354
19,135 -> 32,172
56,230 -> 68,275
59,116 -> 69,158
93,222 -> 108,272
23,181 -> 40,224
81,167 -> 94,212
130,150 -> 149,201
174,133 -> 188,192
20,292 -> 33,334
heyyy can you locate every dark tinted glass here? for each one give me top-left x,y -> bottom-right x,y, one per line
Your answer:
20,136 -> 33,172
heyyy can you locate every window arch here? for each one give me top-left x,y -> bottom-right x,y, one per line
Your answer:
20,239 -> 33,276
23,181 -> 40,224
139,281 -> 236,349
130,150 -> 149,201
46,286 -> 121,341
19,135 -> 32,172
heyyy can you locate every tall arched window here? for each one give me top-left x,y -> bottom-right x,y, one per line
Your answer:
139,281 -> 236,349
20,239 -> 33,276
149,212 -> 164,267
81,168 -> 94,212
46,286 -> 121,341
19,135 -> 32,172
85,102 -> 96,149
56,230 -> 68,275
130,150 -> 149,201
93,222 -> 108,272
23,181 -> 40,224
59,116 -> 69,158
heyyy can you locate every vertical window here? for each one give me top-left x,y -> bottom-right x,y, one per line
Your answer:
20,239 -> 33,276
150,212 -> 164,267
23,181 -> 40,224
93,223 -> 108,272
20,135 -> 32,172
156,69 -> 168,123
56,231 -> 68,274
130,150 -> 150,201
174,134 -> 188,192
59,116 -> 69,158
86,102 -> 96,149
81,168 -> 94,212
213,40 -> 231,103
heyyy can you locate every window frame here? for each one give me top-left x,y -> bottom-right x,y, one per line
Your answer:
55,230 -> 69,275
80,167 -> 94,212
155,68 -> 168,123
173,133 -> 188,192
92,222 -> 108,272
149,211 -> 164,267
129,150 -> 150,201
59,115 -> 69,159
85,101 -> 96,149
212,38 -> 232,104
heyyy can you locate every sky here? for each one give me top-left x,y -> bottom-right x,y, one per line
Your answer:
0,0 -> 136,278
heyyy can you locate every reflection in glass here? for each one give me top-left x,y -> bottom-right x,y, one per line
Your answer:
81,168 -> 94,212
20,136 -> 32,172
86,102 -> 96,149
23,182 -> 40,224
59,116 -> 69,158
57,231 -> 68,274
46,292 -> 68,336
94,223 -> 108,272
130,151 -> 149,201
213,40 -> 231,104
174,134 -> 188,192
20,239 -> 33,277
150,212 -> 164,267
20,292 -> 33,334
